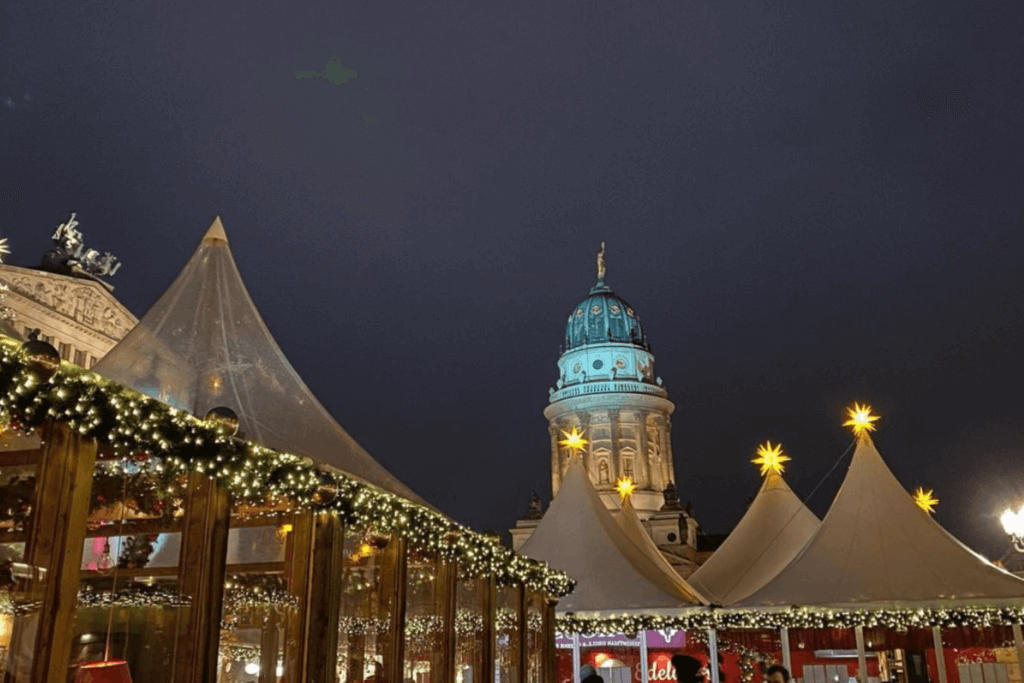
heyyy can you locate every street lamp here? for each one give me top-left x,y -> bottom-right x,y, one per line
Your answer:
1000,505 -> 1024,552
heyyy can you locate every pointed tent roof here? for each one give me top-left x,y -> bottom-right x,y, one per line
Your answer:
687,471 -> 819,605
616,495 -> 710,604
740,434 -> 1024,608
520,458 -> 706,612
94,217 -> 426,505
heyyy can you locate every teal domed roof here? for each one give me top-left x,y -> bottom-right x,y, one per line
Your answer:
564,280 -> 647,351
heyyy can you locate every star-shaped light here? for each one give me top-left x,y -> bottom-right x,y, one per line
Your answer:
844,402 -> 880,437
913,487 -> 939,514
559,427 -> 588,456
752,441 -> 790,477
0,238 -> 9,262
615,476 -> 637,502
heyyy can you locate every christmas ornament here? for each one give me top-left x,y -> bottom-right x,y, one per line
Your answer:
311,471 -> 338,505
19,339 -> 61,384
204,406 -> 239,437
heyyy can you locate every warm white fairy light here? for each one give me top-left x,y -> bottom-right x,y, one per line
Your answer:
0,335 -> 575,598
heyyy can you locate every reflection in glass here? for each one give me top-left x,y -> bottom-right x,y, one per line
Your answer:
456,573 -> 486,683
496,585 -> 521,683
338,531 -> 393,683
403,549 -> 441,683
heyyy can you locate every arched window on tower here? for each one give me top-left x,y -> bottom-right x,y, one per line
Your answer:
598,460 -> 610,485
621,456 -> 634,480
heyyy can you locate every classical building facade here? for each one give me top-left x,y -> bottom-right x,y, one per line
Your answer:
0,264 -> 136,365
0,214 -> 135,365
512,249 -> 703,575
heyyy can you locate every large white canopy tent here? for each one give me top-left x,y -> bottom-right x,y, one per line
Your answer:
521,457 -> 706,612
688,469 -> 820,606
93,217 -> 427,505
739,433 -> 1024,609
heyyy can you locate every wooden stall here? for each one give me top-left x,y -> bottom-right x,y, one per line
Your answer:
0,336 -> 574,683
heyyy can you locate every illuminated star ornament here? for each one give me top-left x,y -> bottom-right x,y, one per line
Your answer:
559,427 -> 588,456
844,402 -> 880,437
913,487 -> 939,514
752,441 -> 790,477
615,476 -> 637,502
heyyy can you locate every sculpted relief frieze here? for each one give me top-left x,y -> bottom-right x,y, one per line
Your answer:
0,273 -> 132,340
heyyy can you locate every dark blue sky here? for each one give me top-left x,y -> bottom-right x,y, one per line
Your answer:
2,0 -> 1023,557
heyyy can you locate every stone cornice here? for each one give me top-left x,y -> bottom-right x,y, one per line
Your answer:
549,378 -> 666,403
544,391 -> 674,420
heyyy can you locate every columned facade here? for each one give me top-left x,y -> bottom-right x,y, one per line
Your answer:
544,390 -> 676,516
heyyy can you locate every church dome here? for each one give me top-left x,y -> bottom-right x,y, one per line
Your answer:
564,281 -> 647,351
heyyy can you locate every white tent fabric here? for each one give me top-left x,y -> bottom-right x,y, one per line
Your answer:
688,471 -> 819,605
616,495 -> 710,604
740,434 -> 1024,608
93,217 -> 426,505
520,457 -> 705,612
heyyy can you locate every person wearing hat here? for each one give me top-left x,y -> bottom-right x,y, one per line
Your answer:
580,663 -> 604,683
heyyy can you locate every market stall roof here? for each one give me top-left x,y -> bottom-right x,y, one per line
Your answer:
93,217 -> 426,505
688,470 -> 819,606
520,457 -> 706,612
739,433 -> 1024,608
616,494 -> 710,604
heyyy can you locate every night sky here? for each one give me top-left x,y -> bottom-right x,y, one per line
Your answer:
2,0 -> 1023,559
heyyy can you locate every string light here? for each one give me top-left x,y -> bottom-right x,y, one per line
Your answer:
557,605 -> 1024,634
0,336 -> 575,598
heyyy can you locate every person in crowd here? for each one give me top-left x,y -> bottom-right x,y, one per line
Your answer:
766,665 -> 791,683
581,663 -> 605,683
672,655 -> 706,683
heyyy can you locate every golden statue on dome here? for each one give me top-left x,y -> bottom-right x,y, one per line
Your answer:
597,242 -> 606,280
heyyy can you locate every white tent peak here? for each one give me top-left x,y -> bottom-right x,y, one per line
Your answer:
203,215 -> 228,243
520,458 -> 705,612
93,220 -> 428,506
617,494 -> 711,604
688,469 -> 819,606
740,433 -> 1024,608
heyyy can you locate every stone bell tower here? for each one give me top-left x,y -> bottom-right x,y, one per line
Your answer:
512,246 -> 700,575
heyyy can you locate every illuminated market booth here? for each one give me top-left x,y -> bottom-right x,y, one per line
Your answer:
551,411 -> 1024,683
0,219 -> 573,682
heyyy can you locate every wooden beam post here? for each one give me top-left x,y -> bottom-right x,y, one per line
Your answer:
518,586 -> 528,683
172,471 -> 231,683
481,577 -> 496,683
381,536 -> 408,683
295,511 -> 344,683
437,559 -> 458,683
544,597 -> 558,683
258,613 -> 280,683
5,422 -> 96,683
